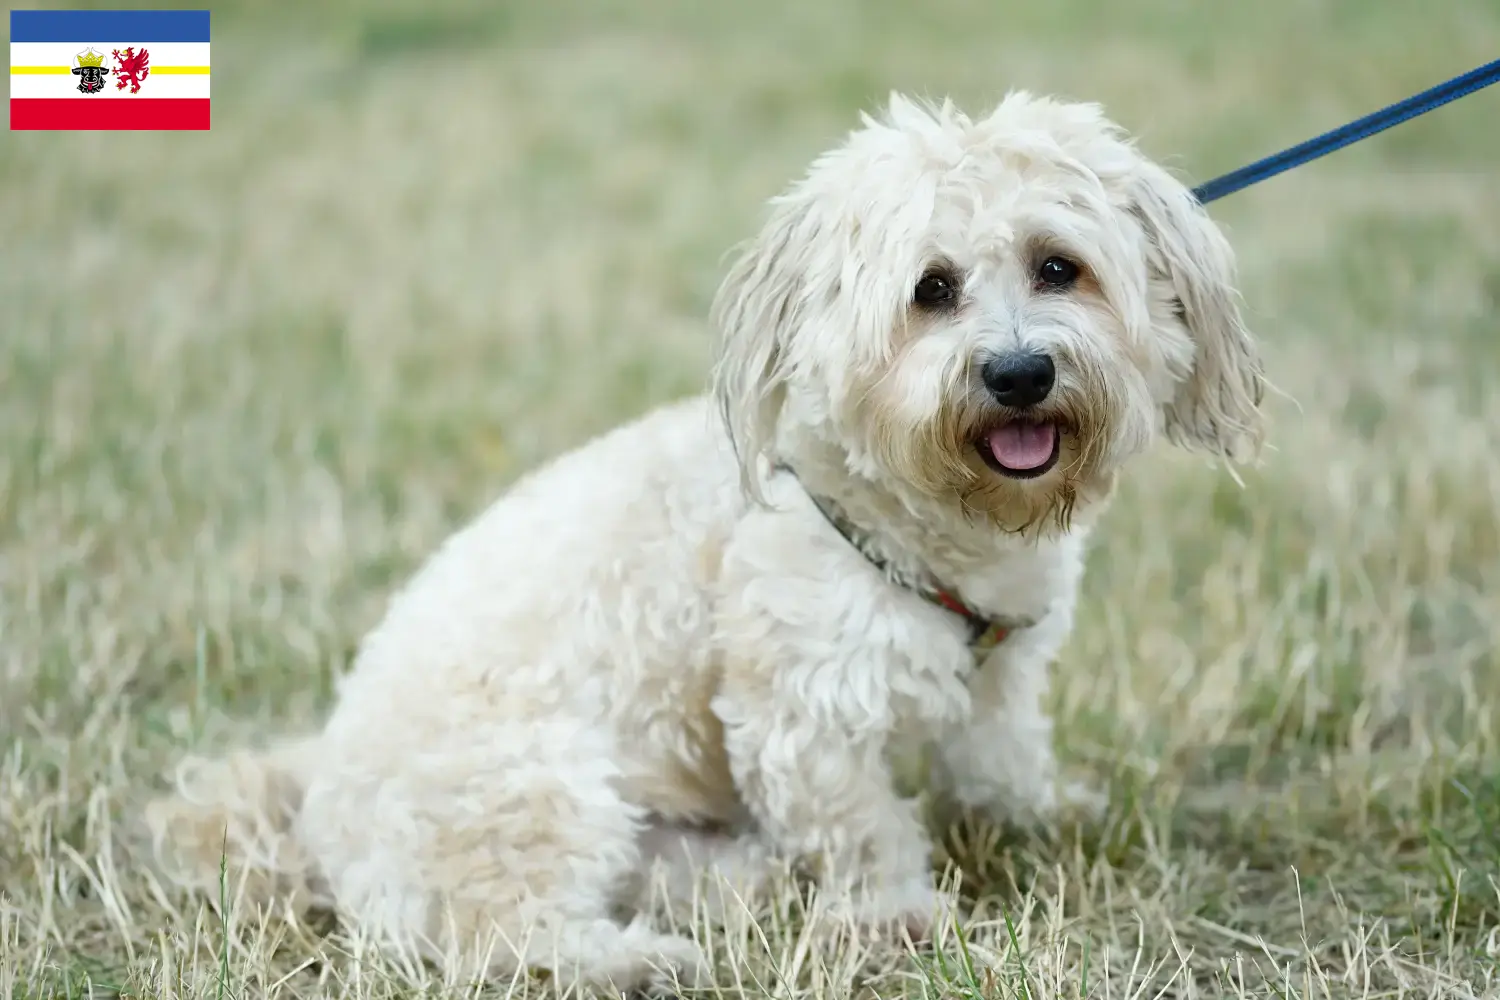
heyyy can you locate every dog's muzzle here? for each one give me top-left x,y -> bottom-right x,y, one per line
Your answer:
977,351 -> 1062,479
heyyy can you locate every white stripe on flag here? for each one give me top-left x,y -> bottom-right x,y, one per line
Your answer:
10,72 -> 209,99
10,41 -> 210,69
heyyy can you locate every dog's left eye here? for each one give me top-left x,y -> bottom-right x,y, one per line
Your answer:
1036,256 -> 1080,289
914,271 -> 958,307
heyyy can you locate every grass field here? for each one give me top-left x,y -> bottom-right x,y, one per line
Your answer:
4,1 -> 1500,996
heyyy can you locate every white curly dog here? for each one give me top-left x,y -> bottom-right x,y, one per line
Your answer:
147,90 -> 1264,992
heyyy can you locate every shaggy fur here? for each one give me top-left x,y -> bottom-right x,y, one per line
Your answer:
145,91 -> 1264,992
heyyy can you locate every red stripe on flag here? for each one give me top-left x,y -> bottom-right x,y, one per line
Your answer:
10,98 -> 211,131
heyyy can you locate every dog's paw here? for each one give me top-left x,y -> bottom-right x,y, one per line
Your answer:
641,935 -> 711,996
1057,779 -> 1108,822
633,935 -> 714,995
824,881 -> 958,947
886,892 -> 961,948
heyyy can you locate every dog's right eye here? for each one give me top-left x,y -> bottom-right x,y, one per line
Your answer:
914,271 -> 958,307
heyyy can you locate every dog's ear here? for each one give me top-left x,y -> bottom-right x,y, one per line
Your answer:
710,194 -> 819,501
1127,160 -> 1265,465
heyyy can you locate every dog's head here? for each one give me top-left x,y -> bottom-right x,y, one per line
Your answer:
711,91 -> 1264,534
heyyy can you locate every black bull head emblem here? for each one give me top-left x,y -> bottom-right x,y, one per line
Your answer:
71,64 -> 110,94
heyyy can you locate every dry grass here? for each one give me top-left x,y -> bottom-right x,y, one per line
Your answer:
4,0 -> 1500,996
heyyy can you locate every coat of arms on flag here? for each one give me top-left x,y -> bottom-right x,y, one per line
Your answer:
10,9 -> 210,130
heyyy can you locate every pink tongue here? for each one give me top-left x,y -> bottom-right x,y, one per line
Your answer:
988,423 -> 1058,470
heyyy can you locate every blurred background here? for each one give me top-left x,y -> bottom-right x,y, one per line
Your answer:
2,0 -> 1499,994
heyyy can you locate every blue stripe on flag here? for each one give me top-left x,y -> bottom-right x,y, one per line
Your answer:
10,9 -> 211,43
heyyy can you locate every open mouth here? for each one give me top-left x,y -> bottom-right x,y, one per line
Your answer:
977,421 -> 1061,479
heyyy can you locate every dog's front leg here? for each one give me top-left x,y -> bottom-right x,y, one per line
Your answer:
709,499 -> 966,938
934,618 -> 1104,827
712,663 -> 943,939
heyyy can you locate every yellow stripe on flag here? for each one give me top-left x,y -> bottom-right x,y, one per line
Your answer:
9,65 -> 210,74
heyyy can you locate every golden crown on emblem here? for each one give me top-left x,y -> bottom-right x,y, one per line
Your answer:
73,48 -> 106,69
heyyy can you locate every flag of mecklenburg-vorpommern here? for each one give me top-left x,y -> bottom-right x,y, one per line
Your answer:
11,9 -> 210,130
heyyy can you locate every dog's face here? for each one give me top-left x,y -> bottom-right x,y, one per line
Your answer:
712,92 -> 1264,534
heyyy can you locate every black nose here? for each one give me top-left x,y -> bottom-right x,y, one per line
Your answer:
981,352 -> 1055,408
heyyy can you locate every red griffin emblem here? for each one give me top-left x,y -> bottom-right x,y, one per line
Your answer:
111,47 -> 151,94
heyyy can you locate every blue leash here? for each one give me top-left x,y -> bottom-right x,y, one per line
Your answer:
1192,58 -> 1500,204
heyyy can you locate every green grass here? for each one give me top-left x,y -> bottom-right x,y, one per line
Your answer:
4,0 -> 1500,996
